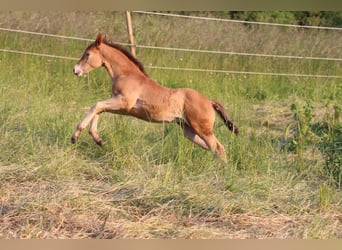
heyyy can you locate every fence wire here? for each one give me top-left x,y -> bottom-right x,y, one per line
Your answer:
0,12 -> 341,79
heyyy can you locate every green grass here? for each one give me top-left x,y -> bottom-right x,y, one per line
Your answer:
0,11 -> 341,239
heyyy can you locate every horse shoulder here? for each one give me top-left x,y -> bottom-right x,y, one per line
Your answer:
112,75 -> 143,92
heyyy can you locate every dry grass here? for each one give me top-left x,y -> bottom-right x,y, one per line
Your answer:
1,176 -> 341,239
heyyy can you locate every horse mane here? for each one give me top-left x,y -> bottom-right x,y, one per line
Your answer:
102,38 -> 149,77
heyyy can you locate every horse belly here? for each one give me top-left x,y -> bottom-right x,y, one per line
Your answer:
131,99 -> 182,123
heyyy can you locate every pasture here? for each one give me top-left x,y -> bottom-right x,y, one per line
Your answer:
0,11 -> 341,238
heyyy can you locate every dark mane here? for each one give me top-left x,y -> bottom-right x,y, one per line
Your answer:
103,39 -> 149,77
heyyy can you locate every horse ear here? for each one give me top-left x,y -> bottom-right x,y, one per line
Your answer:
95,33 -> 103,47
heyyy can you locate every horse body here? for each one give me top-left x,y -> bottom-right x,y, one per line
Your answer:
71,33 -> 238,160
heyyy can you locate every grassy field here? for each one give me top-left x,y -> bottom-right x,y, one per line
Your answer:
0,11 -> 341,239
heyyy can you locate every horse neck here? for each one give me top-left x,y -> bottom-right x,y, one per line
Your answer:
100,44 -> 145,78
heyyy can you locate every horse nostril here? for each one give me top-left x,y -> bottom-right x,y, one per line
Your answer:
73,66 -> 81,76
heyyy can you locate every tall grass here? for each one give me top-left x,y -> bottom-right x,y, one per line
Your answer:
0,11 -> 341,239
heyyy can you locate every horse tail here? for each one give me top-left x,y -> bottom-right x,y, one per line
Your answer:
212,100 -> 239,135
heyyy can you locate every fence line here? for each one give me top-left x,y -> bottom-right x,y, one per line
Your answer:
1,48 -> 341,79
0,48 -> 78,60
0,27 -> 93,42
0,27 -> 131,46
1,27 -> 341,62
147,66 -> 342,79
133,11 -> 342,31
135,44 -> 342,62
0,11 -> 341,79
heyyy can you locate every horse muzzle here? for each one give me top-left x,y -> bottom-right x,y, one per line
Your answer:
73,65 -> 83,76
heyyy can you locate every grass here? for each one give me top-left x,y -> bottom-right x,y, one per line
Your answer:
0,11 -> 341,239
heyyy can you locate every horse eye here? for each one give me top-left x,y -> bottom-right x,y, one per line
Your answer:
83,53 -> 90,60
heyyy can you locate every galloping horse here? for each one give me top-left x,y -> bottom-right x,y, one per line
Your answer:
71,33 -> 239,160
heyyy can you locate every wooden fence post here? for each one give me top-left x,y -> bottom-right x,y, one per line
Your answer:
125,11 -> 136,57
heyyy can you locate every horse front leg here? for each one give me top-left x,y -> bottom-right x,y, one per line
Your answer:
71,95 -> 126,145
89,114 -> 103,146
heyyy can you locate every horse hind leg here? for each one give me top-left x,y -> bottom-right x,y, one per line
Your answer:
182,123 -> 227,161
202,133 -> 227,162
182,124 -> 210,150
215,139 -> 226,162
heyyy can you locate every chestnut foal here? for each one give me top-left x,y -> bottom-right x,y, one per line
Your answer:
71,33 -> 238,160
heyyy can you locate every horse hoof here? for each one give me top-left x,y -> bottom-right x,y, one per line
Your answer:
71,136 -> 77,144
96,139 -> 104,147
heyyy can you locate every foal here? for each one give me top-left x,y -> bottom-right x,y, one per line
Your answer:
71,33 -> 239,160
